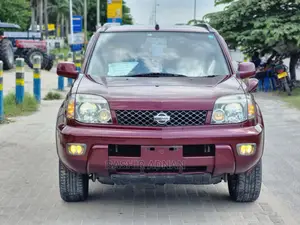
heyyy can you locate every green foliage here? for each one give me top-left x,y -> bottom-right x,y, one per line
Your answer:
122,1 -> 134,25
3,92 -> 38,118
278,87 -> 300,109
187,19 -> 206,25
214,0 -> 234,6
86,0 -> 133,32
50,47 -> 70,56
205,0 -> 300,56
0,0 -> 133,35
43,91 -> 63,100
0,0 -> 31,30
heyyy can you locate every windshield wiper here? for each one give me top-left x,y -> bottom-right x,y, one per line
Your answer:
122,73 -> 188,77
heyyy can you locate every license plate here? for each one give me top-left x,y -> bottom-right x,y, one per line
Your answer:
277,72 -> 288,79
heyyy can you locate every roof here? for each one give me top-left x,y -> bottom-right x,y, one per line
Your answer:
97,24 -> 210,33
0,22 -> 20,29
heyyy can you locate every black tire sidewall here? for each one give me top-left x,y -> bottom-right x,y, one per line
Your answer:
0,39 -> 14,70
24,48 -> 47,69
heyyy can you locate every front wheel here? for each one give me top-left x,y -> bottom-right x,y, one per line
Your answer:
24,48 -> 47,69
44,54 -> 54,71
283,78 -> 292,96
0,39 -> 14,70
59,161 -> 89,202
228,160 -> 262,202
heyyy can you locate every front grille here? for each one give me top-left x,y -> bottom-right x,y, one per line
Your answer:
115,110 -> 207,127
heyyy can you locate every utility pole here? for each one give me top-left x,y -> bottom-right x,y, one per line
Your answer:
30,0 -> 36,32
154,0 -> 157,24
44,0 -> 49,39
193,0 -> 197,21
97,0 -> 100,26
69,0 -> 73,45
39,0 -> 43,37
84,0 -> 87,47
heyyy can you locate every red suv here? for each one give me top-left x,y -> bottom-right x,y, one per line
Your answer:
56,23 -> 264,203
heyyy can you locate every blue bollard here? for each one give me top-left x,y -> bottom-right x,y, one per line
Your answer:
33,56 -> 42,103
0,61 -> 3,122
58,53 -> 64,91
15,58 -> 25,104
58,77 -> 64,91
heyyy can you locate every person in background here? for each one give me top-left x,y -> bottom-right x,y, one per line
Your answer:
251,52 -> 262,69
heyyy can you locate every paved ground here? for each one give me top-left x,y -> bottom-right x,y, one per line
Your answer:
0,90 -> 300,224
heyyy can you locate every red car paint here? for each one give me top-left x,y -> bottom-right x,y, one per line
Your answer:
56,25 -> 263,185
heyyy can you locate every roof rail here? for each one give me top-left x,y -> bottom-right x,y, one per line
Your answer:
103,22 -> 121,27
193,23 -> 215,32
97,22 -> 121,32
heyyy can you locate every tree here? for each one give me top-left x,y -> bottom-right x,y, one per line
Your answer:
0,0 -> 31,30
214,0 -> 234,6
122,1 -> 133,25
1,0 -> 134,41
204,0 -> 300,80
187,19 -> 205,25
86,0 -> 133,34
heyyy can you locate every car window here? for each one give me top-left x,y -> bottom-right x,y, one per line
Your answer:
88,31 -> 230,77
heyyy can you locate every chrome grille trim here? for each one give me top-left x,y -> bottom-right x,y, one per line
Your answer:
115,110 -> 207,127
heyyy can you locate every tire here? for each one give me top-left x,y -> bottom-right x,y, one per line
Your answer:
24,48 -> 47,69
283,78 -> 292,96
0,39 -> 14,70
44,54 -> 54,71
228,160 -> 262,202
59,160 -> 89,202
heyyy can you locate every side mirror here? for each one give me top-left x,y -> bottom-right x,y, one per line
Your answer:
247,78 -> 259,93
238,62 -> 256,79
57,62 -> 78,79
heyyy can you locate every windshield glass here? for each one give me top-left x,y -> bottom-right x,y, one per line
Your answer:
88,31 -> 230,77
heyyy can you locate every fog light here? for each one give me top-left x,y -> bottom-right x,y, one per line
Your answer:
237,143 -> 256,156
67,143 -> 86,155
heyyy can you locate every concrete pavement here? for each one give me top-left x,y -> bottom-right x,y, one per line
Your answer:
0,92 -> 300,224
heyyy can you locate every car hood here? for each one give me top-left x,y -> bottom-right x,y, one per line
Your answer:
76,75 -> 245,110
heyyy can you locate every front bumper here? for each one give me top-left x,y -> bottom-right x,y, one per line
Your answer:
57,123 -> 264,180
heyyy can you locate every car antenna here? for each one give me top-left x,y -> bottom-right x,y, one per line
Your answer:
155,24 -> 160,30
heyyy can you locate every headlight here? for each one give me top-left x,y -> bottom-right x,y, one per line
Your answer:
67,94 -> 112,124
211,94 -> 255,124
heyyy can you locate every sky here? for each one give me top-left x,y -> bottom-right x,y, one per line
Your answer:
125,0 -> 225,25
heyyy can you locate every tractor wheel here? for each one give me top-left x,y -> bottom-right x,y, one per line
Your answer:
24,48 -> 47,69
44,54 -> 54,71
0,39 -> 15,70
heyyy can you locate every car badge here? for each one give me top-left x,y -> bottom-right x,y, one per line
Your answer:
153,112 -> 170,124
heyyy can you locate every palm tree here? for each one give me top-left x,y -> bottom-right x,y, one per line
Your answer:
47,0 -> 84,38
44,0 -> 49,38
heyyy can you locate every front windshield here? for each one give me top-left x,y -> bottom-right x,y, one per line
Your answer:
88,31 -> 230,77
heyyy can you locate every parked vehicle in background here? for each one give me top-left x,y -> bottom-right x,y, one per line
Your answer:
272,58 -> 292,96
3,26 -> 54,71
256,54 -> 293,95
14,39 -> 54,71
56,23 -> 264,203
0,22 -> 18,70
